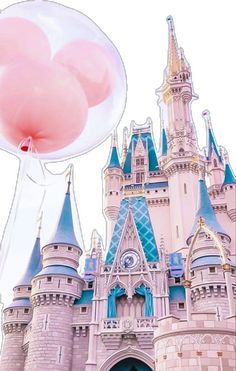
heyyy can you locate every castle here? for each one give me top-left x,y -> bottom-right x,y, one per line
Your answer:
0,15 -> 235,371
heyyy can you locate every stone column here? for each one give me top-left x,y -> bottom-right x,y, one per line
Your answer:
223,264 -> 235,316
183,279 -> 192,321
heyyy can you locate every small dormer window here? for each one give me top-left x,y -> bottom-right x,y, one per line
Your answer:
209,267 -> 216,274
24,308 -> 29,314
47,277 -> 52,282
178,302 -> 185,310
88,281 -> 93,289
54,245 -> 58,250
67,278 -> 72,284
68,246 -> 72,251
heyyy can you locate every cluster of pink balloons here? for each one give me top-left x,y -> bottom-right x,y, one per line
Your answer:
0,17 -> 116,153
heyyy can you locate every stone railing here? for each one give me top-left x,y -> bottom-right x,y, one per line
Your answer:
101,317 -> 156,333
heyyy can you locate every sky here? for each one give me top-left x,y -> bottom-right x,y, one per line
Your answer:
0,0 -> 235,310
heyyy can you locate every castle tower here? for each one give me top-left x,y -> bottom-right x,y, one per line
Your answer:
0,227 -> 42,371
202,110 -> 225,186
186,179 -> 233,318
157,16 -> 204,252
24,177 -> 84,371
104,132 -> 123,243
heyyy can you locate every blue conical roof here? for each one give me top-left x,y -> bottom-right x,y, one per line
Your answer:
223,163 -> 236,186
187,179 -> 226,243
17,237 -> 42,286
107,146 -> 121,168
49,187 -> 81,249
207,128 -> 222,163
161,127 -> 168,156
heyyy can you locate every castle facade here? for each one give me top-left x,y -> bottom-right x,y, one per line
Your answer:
0,16 -> 236,371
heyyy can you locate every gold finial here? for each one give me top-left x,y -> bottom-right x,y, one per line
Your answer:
65,165 -> 73,194
198,216 -> 205,226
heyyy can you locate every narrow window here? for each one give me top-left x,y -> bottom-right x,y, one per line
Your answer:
213,159 -> 218,168
176,225 -> 179,238
136,173 -> 141,183
9,309 -> 13,314
140,158 -> 144,165
184,183 -> 187,194
191,270 -> 195,277
209,267 -> 216,274
109,191 -> 113,195
88,281 -> 93,289
136,158 -> 140,166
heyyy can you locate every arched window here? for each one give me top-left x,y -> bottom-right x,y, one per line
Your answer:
179,148 -> 184,156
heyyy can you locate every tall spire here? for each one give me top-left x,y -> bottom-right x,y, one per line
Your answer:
121,127 -> 128,167
166,15 -> 181,76
202,110 -> 222,163
107,131 -> 121,168
48,168 -> 81,248
17,222 -> 42,286
187,178 -> 226,243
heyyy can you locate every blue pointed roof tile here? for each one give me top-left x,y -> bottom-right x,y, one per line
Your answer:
17,237 -> 42,286
223,163 -> 236,186
187,179 -> 227,243
207,128 -> 222,163
105,196 -> 159,264
107,146 -> 121,168
49,188 -> 81,249
161,127 -> 168,156
123,132 -> 159,174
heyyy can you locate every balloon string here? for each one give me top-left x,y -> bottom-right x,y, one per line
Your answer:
0,155 -> 28,278
0,142 -> 45,277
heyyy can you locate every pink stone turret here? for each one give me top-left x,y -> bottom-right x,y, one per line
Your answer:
104,132 -> 123,242
24,178 -> 84,371
0,226 -> 42,371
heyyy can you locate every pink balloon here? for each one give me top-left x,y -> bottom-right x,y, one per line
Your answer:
0,17 -> 51,65
0,60 -> 88,153
54,40 -> 116,107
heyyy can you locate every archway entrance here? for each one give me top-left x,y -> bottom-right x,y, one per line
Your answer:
110,357 -> 152,371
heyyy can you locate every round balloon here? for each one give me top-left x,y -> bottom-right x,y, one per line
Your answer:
0,0 -> 127,160
54,40 -> 116,107
0,17 -> 51,65
0,60 -> 88,153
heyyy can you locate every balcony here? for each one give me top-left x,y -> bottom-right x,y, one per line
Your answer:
100,317 -> 157,350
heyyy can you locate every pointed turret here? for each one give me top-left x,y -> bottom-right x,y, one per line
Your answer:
17,228 -> 42,286
202,110 -> 222,163
160,122 -> 168,156
49,172 -> 81,249
187,179 -> 227,243
223,160 -> 236,186
107,131 -> 121,169
121,127 -> 128,167
166,15 -> 181,76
